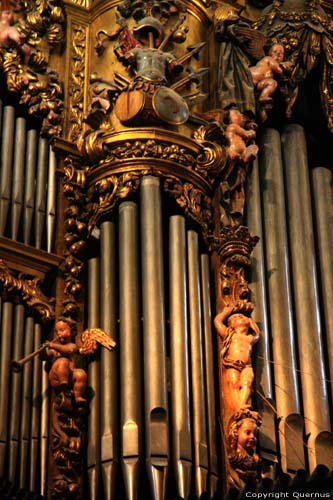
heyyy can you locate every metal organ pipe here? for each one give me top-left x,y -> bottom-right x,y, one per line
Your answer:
0,301 -> 13,475
19,316 -> 35,488
282,124 -> 331,471
258,128 -> 304,472
0,106 -> 15,235
87,257 -> 102,499
100,220 -> 118,499
35,137 -> 49,249
47,147 -> 57,253
311,167 -> 333,404
140,176 -> 169,500
246,157 -> 277,463
246,158 -> 273,399
24,128 -> 38,245
8,304 -> 25,483
30,323 -> 42,491
119,202 -> 142,500
187,230 -> 208,497
11,116 -> 26,240
40,359 -> 49,498
200,253 -> 219,497
169,215 -> 192,499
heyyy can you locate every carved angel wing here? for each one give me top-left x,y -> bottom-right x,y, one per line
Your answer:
233,25 -> 266,60
80,328 -> 116,355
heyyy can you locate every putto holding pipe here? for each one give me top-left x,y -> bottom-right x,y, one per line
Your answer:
12,316 -> 116,405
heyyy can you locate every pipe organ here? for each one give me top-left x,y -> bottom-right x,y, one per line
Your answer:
0,0 -> 332,499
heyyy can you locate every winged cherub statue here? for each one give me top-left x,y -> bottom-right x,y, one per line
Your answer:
45,317 -> 116,405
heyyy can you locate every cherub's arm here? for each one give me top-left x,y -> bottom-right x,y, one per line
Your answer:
270,59 -> 283,75
214,305 -> 234,339
45,341 -> 79,357
228,124 -> 256,140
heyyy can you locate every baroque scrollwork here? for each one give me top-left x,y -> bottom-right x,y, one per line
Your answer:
0,0 -> 65,137
62,157 -> 89,320
163,175 -> 213,238
87,171 -> 143,230
68,24 -> 88,143
0,259 -> 55,319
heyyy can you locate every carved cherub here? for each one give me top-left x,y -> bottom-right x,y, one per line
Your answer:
45,318 -> 116,405
224,107 -> 258,164
227,408 -> 262,484
249,43 -> 284,104
0,9 -> 30,61
214,306 -> 260,411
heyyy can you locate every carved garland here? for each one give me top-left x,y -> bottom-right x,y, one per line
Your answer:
68,23 -> 88,143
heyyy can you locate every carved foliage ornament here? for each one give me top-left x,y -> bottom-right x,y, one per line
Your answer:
62,157 -> 89,320
87,170 -> 214,240
0,258 -> 55,319
0,0 -> 65,137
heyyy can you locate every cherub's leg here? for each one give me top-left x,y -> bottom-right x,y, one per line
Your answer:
257,78 -> 278,103
225,368 -> 242,411
239,367 -> 254,407
243,144 -> 259,164
73,368 -> 87,404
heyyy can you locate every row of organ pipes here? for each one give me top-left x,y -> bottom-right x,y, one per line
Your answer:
0,302 -> 48,495
0,101 -> 56,252
246,124 -> 333,475
0,120 -> 333,498
86,176 -> 219,500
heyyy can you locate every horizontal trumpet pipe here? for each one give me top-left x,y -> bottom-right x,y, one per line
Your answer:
11,343 -> 47,372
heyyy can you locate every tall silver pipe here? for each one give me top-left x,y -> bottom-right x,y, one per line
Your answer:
47,147 -> 57,252
140,176 -> 169,500
100,220 -> 118,499
0,106 -> 15,235
35,137 -> 49,249
0,301 -> 13,475
246,158 -> 273,398
8,304 -> 25,483
19,316 -> 35,488
30,323 -> 42,491
119,202 -> 142,500
87,257 -> 101,499
246,157 -> 276,463
169,215 -> 192,499
311,167 -> 333,403
24,128 -> 38,245
282,124 -> 331,471
200,253 -> 219,497
40,360 -> 49,497
259,128 -> 303,472
11,116 -> 26,240
187,230 -> 208,497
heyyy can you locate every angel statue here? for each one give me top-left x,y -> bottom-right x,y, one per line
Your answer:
45,317 -> 116,405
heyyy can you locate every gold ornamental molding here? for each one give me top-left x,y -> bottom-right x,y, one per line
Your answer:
79,127 -> 226,236
67,21 -> 89,142
81,128 -> 225,188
